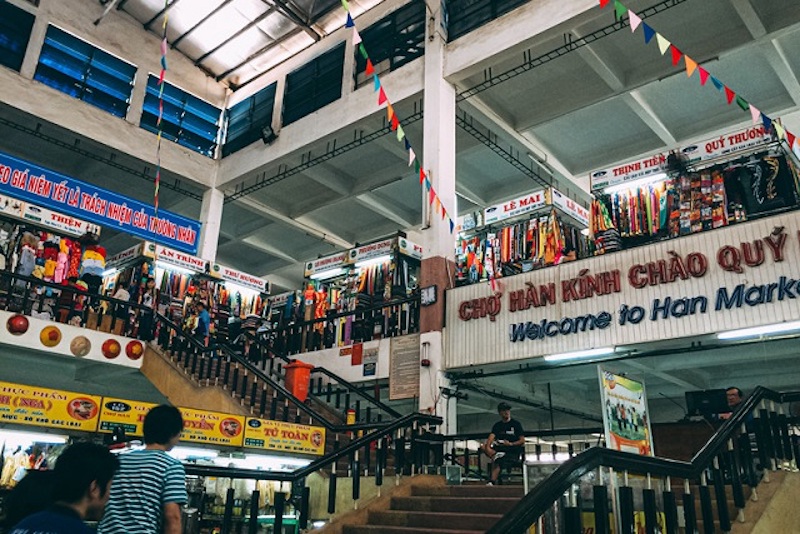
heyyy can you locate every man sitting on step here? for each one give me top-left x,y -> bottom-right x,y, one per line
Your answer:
483,402 -> 525,485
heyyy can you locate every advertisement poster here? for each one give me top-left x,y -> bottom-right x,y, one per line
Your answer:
244,418 -> 326,455
98,398 -> 157,437
598,368 -> 654,456
363,347 -> 378,377
390,334 -> 420,400
179,408 -> 245,447
0,381 -> 101,432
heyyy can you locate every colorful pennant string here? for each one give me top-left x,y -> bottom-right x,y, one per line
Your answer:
340,4 -> 456,232
601,0 -> 800,155
153,0 -> 169,216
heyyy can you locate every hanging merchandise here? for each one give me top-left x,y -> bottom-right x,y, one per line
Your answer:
454,187 -> 590,286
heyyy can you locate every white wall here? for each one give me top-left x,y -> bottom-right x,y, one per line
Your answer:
293,338 -> 389,382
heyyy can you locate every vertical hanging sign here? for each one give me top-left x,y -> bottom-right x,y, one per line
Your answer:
598,367 -> 654,456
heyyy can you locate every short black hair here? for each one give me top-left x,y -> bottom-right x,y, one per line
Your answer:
52,442 -> 119,503
497,402 -> 512,411
3,470 -> 55,527
726,387 -> 744,398
143,405 -> 183,445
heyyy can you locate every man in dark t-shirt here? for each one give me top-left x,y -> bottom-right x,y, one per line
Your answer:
483,402 -> 525,485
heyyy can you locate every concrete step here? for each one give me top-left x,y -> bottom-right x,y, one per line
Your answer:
368,510 -> 503,531
343,526 -> 486,534
411,484 -> 524,499
390,496 -> 520,515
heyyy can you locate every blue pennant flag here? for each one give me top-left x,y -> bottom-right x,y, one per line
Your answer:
711,76 -> 724,91
404,138 -> 411,151
761,113 -> 772,132
642,23 -> 655,44
345,13 -> 354,28
449,219 -> 455,233
373,74 -> 380,92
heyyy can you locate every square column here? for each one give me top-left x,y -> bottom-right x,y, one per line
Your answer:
197,188 -> 224,261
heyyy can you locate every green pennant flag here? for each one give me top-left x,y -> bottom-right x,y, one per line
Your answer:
358,43 -> 368,60
340,0 -> 349,11
414,159 -> 421,173
735,95 -> 749,112
397,125 -> 405,142
614,0 -> 627,21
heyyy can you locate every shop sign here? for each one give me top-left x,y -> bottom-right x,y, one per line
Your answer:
446,213 -> 800,368
98,398 -> 157,437
269,291 -> 293,307
152,244 -> 208,273
211,264 -> 270,293
0,193 -> 102,237
550,188 -> 590,227
348,238 -> 394,264
304,252 -> 348,277
0,381 -> 101,432
484,190 -> 546,225
598,368 -> 653,456
243,418 -> 326,455
179,408 -> 245,447
591,124 -> 773,190
0,152 -> 201,253
107,243 -> 145,267
398,238 -> 423,260
456,212 -> 480,233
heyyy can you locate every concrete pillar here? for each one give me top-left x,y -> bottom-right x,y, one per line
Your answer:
341,25 -> 356,97
19,0 -> 49,80
271,75 -> 286,134
418,0 -> 457,434
197,188 -> 224,261
126,70 -> 148,126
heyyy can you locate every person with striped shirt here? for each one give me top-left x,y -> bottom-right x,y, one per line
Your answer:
98,405 -> 187,534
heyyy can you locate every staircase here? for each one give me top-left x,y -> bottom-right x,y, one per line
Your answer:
342,484 -> 524,534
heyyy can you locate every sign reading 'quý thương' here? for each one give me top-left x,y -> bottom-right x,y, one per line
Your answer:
0,152 -> 201,253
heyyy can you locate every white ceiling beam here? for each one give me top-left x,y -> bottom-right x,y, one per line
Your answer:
623,91 -> 678,146
302,163 -> 353,196
231,196 -> 353,249
764,40 -> 800,107
621,359 -> 704,390
242,237 -> 303,264
354,192 -> 417,228
728,0 -> 767,38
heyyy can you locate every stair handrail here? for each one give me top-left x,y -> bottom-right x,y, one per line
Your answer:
182,411 -> 443,482
155,312 -> 401,433
440,427 -> 605,442
487,386 -> 800,534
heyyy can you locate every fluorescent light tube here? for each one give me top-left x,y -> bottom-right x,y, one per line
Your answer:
543,347 -> 616,362
355,255 -> 392,268
309,267 -> 345,280
717,321 -> 800,340
604,173 -> 668,194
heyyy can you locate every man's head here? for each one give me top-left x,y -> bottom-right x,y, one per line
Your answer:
726,387 -> 744,409
143,405 -> 183,450
146,276 -> 155,288
52,442 -> 119,520
497,402 -> 512,422
196,301 -> 205,311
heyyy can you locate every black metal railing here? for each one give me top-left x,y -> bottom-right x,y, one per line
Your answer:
183,411 -> 443,532
489,387 -> 800,534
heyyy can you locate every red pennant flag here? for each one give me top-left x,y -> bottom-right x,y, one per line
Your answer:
378,87 -> 387,105
429,187 -> 435,204
419,168 -> 426,185
391,115 -> 399,131
670,46 -> 682,66
440,204 -> 446,220
698,67 -> 710,86
786,131 -> 796,148
599,0 -> 610,7
724,86 -> 736,105
365,59 -> 374,75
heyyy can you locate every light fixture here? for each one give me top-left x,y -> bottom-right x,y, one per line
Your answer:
155,261 -> 196,275
603,173 -> 668,194
310,267 -> 346,280
354,254 -> 391,268
543,347 -> 616,362
0,429 -> 68,448
260,125 -> 278,145
580,228 -> 591,236
717,321 -> 800,340
102,268 -> 118,277
527,152 -> 554,177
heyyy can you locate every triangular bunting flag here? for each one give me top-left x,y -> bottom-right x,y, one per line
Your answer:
414,160 -> 421,174
628,10 -> 642,32
378,87 -> 387,105
345,13 -> 354,27
685,56 -> 698,77
365,59 -> 374,75
390,115 -> 399,130
724,86 -> 736,105
670,45 -> 682,66
387,104 -> 394,122
408,148 -> 415,166
774,122 -> 786,140
429,187 -> 435,204
642,23 -> 655,44
449,219 -> 455,233
762,113 -> 772,132
358,43 -> 368,59
340,0 -> 349,11
656,34 -> 671,55
735,95 -> 749,112
613,0 -> 626,20
160,37 -> 167,56
404,138 -> 411,151
397,125 -> 405,142
787,131 -> 796,148
749,104 -> 761,125
599,0 -> 610,7
698,67 -> 710,86
710,76 -> 724,91
424,177 -> 431,190
434,196 -> 441,214
353,28 -> 362,45
373,74 -> 380,92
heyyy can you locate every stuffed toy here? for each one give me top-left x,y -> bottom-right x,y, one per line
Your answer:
43,240 -> 59,280
54,238 -> 69,284
80,244 -> 106,295
67,239 -> 82,280
16,232 -> 39,278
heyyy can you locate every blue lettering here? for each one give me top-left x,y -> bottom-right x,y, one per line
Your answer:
716,284 -> 744,310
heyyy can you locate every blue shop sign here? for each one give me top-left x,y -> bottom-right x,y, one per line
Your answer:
0,152 -> 200,253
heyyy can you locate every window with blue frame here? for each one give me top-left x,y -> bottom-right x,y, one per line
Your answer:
34,25 -> 136,118
222,82 -> 277,157
140,75 -> 221,158
283,43 -> 345,126
0,1 -> 35,72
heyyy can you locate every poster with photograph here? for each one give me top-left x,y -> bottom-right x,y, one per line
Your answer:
598,367 -> 654,456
